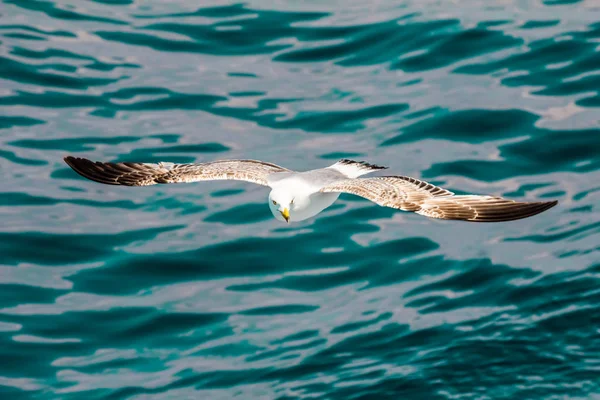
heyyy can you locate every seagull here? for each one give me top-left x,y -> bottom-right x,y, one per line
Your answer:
64,156 -> 557,223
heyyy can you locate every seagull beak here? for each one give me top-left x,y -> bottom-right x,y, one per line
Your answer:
280,208 -> 290,223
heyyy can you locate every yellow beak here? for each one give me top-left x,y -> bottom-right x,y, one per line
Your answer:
280,208 -> 290,223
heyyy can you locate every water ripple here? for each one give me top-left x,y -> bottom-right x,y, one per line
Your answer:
1,0 -> 600,398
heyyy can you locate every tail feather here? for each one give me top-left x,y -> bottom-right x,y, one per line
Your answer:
327,159 -> 387,178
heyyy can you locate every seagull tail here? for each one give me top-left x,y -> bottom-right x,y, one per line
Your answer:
327,159 -> 388,178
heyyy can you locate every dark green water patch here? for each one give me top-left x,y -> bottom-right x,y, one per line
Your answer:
382,108 -> 537,146
0,116 -> 45,129
0,226 -> 182,266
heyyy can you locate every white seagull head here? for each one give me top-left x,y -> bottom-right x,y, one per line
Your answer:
268,189 -> 295,223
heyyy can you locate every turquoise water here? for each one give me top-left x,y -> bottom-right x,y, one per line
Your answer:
1,0 -> 600,398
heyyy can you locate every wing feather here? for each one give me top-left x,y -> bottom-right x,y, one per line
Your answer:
320,176 -> 557,222
64,156 -> 290,187
320,176 -> 454,212
416,195 -> 557,222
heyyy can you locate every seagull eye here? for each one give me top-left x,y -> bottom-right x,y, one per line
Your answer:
272,200 -> 277,205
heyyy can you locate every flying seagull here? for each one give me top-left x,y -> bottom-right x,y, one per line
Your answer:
64,156 -> 557,223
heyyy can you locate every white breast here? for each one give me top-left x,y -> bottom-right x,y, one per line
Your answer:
270,171 -> 342,222
290,192 -> 339,221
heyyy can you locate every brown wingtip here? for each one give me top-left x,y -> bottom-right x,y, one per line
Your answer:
64,156 -> 126,186
418,196 -> 558,222
63,155 -> 76,166
471,199 -> 558,222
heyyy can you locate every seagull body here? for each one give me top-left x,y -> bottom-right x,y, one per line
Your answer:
267,169 -> 344,223
64,156 -> 557,223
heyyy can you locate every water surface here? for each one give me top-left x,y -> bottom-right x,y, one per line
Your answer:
1,0 -> 600,398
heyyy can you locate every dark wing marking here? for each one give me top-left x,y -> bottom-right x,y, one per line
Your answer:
320,176 -> 557,222
327,159 -> 388,178
64,156 -> 291,187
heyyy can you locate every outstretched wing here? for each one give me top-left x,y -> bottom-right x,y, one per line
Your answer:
64,156 -> 291,187
320,176 -> 557,222
320,176 -> 454,212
